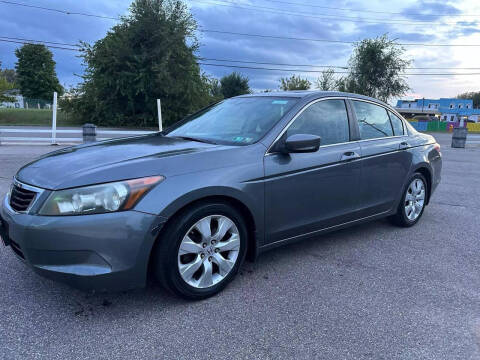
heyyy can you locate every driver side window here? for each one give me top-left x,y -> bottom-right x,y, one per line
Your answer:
286,99 -> 350,146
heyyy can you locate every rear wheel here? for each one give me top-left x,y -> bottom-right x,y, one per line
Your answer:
390,173 -> 427,227
153,201 -> 247,300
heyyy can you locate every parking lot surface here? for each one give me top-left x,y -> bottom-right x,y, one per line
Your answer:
0,132 -> 480,359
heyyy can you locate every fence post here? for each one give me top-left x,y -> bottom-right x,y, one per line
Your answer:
51,92 -> 58,145
83,124 -> 97,143
157,99 -> 163,132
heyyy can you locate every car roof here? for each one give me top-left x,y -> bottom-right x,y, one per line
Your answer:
238,90 -> 391,107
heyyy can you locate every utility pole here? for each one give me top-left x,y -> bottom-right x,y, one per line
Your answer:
157,99 -> 163,132
51,92 -> 58,145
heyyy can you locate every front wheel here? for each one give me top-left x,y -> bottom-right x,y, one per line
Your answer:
389,173 -> 427,227
153,201 -> 248,300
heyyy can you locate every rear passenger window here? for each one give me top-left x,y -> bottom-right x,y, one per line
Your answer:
286,99 -> 349,146
352,101 -> 393,140
388,111 -> 405,136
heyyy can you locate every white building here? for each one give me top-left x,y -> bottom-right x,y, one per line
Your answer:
0,92 -> 24,109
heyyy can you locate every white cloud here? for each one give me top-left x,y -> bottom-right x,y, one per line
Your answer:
1,0 -> 480,98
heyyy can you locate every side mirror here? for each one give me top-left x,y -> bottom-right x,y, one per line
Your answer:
283,134 -> 321,153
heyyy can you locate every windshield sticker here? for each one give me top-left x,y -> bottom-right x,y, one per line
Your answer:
233,136 -> 253,143
272,100 -> 288,105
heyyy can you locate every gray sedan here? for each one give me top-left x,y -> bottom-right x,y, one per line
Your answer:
0,91 -> 442,299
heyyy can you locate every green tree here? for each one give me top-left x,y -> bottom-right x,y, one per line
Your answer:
2,68 -> 17,84
315,68 -> 337,91
68,0 -> 212,127
15,44 -> 63,99
0,77 -> 15,102
337,35 -> 410,101
0,61 -> 15,102
208,78 -> 224,102
457,91 -> 480,108
279,75 -> 311,91
0,61 -> 17,84
220,72 -> 250,98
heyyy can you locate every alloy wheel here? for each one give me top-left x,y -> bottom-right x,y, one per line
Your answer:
177,215 -> 240,288
404,178 -> 426,221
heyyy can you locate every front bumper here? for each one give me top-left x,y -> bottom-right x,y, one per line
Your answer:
0,195 -> 166,292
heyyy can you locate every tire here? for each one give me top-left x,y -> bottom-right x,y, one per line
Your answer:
153,201 -> 248,300
389,173 -> 428,227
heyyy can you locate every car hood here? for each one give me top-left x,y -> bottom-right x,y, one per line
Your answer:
16,134 -> 226,190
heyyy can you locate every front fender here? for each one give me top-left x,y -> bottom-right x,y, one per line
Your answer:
134,164 -> 265,252
157,185 -> 261,221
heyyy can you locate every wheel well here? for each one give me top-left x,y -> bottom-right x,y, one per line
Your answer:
148,195 -> 257,274
415,167 -> 432,204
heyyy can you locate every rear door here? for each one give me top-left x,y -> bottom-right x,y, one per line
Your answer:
350,99 -> 412,217
264,98 -> 362,245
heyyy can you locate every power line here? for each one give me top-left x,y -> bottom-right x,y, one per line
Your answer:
200,57 -> 348,69
0,1 -> 119,20
200,58 -> 480,70
4,35 -> 480,71
200,29 -> 480,47
0,36 -> 80,47
0,38 -> 79,51
2,1 -> 480,47
199,62 -> 480,75
3,35 -> 480,76
252,0 -> 480,18
1,2 -> 479,79
190,0 -> 472,26
1,0 -> 471,27
0,36 -> 480,70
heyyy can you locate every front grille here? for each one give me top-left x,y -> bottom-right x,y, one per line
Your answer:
9,184 -> 37,212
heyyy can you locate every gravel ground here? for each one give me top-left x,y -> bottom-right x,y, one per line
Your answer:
0,133 -> 479,359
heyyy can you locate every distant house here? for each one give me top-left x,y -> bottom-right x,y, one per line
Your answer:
396,98 -> 480,123
0,90 -> 24,109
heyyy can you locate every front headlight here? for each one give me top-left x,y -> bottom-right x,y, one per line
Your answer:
38,176 -> 164,216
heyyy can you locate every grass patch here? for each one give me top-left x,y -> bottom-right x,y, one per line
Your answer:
0,108 -> 83,127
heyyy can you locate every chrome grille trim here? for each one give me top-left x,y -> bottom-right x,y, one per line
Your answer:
8,179 -> 45,214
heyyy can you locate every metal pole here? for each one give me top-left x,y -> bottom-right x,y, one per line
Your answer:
52,92 -> 58,145
157,99 -> 163,132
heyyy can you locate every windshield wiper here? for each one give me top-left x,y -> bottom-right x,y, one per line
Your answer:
172,136 -> 218,145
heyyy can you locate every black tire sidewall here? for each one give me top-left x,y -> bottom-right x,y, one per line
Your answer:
157,202 -> 248,300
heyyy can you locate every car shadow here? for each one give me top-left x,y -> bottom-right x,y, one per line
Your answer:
7,217 -> 395,319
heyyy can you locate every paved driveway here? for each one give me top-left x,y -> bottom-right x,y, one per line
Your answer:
0,133 -> 479,359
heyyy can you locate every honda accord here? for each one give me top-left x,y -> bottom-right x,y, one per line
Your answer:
0,91 -> 442,299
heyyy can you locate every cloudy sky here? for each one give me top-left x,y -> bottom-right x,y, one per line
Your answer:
1,0 -> 480,103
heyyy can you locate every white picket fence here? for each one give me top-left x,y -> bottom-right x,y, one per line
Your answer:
0,128 -> 156,145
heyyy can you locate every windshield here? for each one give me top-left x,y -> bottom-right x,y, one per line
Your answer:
166,97 -> 298,145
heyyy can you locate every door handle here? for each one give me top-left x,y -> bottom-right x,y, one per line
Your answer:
341,151 -> 360,161
399,141 -> 410,150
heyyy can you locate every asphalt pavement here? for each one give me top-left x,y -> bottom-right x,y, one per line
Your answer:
0,132 -> 480,359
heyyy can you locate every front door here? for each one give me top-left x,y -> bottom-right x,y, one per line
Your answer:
264,99 -> 362,245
